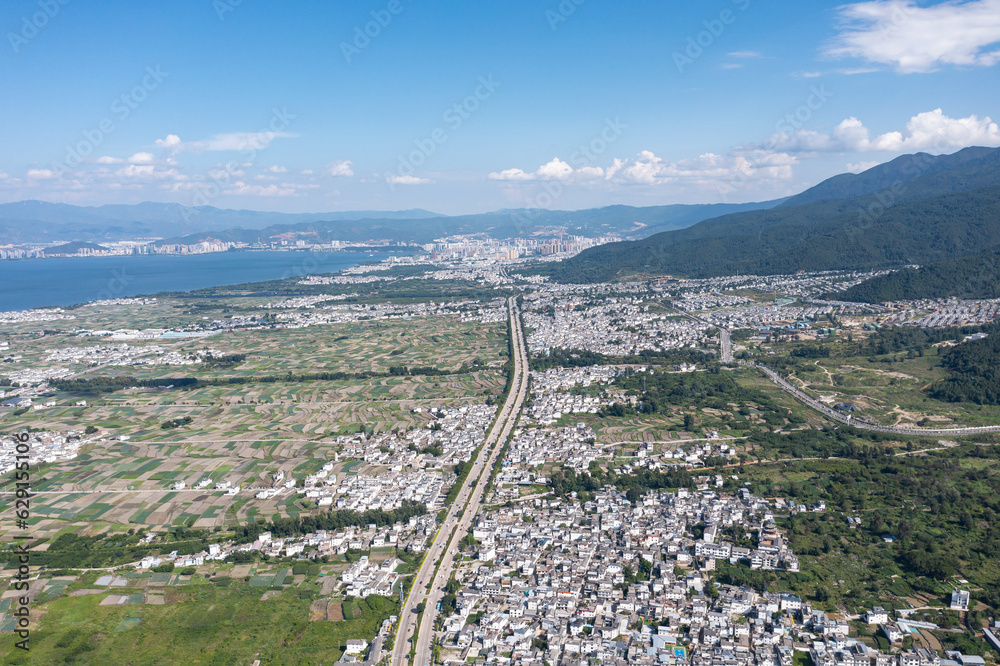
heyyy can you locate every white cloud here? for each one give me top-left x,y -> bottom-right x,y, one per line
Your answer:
825,0 -> 1000,73
208,166 -> 245,179
223,182 -> 297,196
115,164 -> 184,181
795,71 -> 824,78
328,160 -> 354,177
487,167 -> 533,182
767,109 -> 1000,152
846,160 -> 880,172
26,168 -> 56,179
728,50 -> 763,58
488,158 -> 603,182
721,63 -> 744,69
155,134 -> 182,150
154,131 -> 294,154
96,156 -> 125,164
128,152 -> 155,164
605,150 -> 796,187
267,165 -> 288,173
300,169 -> 315,175
386,174 -> 430,185
489,150 -> 796,193
837,67 -> 881,75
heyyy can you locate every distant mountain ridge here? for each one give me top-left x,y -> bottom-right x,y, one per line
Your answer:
0,201 -> 442,244
0,198 -> 783,247
41,241 -> 108,255
152,200 -> 783,246
532,146 -> 1000,283
779,146 -> 1000,207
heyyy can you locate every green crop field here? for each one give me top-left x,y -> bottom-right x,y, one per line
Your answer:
0,580 -> 399,665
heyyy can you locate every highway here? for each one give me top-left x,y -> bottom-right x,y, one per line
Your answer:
743,360 -> 1000,436
672,303 -> 999,436
390,297 -> 529,666
670,307 -> 732,363
719,327 -> 733,363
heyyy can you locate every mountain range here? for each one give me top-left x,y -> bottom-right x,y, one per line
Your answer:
0,201 -> 441,244
532,146 -> 1000,285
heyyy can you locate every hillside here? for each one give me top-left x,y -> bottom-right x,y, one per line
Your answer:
835,249 -> 1000,303
780,146 -> 1000,207
41,241 -> 108,255
533,147 -> 1000,283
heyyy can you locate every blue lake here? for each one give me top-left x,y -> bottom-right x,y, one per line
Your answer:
0,251 -> 390,311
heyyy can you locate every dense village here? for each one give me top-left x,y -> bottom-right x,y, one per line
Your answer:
2,257 -> 999,664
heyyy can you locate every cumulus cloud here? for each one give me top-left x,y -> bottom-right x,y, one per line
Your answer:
222,182 -> 297,197
154,131 -> 294,154
489,150 -> 796,194
386,174 -> 430,185
208,166 -> 245,180
115,164 -> 184,181
328,160 -> 354,177
825,0 -> 1000,73
606,150 -> 796,186
26,168 -> 56,179
155,134 -> 182,150
267,165 -> 288,173
128,152 -> 155,164
846,160 -> 880,172
766,109 -> 1000,153
96,156 -> 125,164
489,158 -> 603,182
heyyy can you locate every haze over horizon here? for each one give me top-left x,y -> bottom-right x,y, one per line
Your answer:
3,0 -> 1000,216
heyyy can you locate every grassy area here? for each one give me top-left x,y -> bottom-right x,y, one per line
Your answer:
0,581 -> 397,665
758,332 -> 1000,428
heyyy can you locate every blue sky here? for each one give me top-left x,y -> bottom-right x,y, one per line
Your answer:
1,0 -> 999,215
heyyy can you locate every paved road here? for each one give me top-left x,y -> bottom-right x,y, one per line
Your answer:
671,308 -> 732,363
391,297 -> 529,666
744,360 -> 1000,436
669,305 -> 1000,436
719,327 -> 733,363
